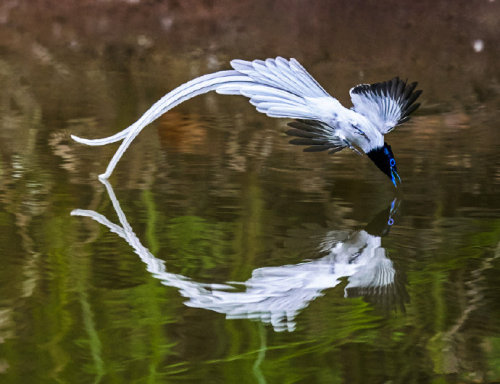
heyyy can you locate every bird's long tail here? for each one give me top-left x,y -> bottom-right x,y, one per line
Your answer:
71,70 -> 250,179
71,57 -> 329,179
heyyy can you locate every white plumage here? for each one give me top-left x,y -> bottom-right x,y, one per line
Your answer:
72,57 -> 421,184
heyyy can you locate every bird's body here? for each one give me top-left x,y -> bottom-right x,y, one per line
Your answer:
72,57 -> 421,185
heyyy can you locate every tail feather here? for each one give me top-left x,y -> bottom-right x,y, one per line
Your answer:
71,57 -> 338,178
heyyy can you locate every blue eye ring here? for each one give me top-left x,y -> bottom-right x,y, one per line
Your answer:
388,218 -> 394,226
390,158 -> 396,167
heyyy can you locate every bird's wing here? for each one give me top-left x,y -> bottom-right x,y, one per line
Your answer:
216,57 -> 339,120
216,57 -> 348,152
285,120 -> 346,153
349,77 -> 422,134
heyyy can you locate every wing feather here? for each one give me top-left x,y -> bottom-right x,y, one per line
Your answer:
286,120 -> 346,153
217,57 -> 335,120
350,77 -> 422,134
217,57 -> 348,153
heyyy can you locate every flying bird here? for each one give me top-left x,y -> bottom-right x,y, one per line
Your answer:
72,57 -> 422,185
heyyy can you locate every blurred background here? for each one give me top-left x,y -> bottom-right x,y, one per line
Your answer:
0,1 -> 499,383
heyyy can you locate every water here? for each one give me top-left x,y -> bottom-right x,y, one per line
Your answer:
1,1 -> 499,383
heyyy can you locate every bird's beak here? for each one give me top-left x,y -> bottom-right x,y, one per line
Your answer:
391,168 -> 401,188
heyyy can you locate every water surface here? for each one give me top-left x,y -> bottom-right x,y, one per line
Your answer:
1,1 -> 499,383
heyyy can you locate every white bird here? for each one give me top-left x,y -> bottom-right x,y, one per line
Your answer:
72,57 -> 421,185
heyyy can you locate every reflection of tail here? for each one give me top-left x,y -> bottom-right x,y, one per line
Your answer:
71,179 -> 331,332
72,181 -> 403,332
71,181 -> 228,305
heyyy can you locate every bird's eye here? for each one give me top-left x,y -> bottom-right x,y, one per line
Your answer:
390,159 -> 396,167
388,218 -> 394,226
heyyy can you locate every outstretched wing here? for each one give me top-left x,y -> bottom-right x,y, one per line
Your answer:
285,119 -> 347,153
216,57 -> 349,153
216,57 -> 341,121
349,77 -> 422,134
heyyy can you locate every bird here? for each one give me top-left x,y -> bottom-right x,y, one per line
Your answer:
72,57 -> 422,185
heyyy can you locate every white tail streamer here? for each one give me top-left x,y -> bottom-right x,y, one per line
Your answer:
72,70 -> 250,179
71,57 -> 337,179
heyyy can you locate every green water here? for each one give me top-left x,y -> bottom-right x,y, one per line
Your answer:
1,1 -> 499,383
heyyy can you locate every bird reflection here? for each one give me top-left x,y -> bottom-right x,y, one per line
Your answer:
72,181 -> 403,332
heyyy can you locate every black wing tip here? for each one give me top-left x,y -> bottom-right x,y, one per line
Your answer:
389,77 -> 422,123
353,77 -> 422,124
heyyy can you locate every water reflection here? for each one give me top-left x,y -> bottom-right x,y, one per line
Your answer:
72,181 -> 404,332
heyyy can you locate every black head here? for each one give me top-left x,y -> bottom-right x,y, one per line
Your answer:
367,143 -> 401,187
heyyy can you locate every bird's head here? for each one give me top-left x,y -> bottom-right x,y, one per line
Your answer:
367,143 -> 401,187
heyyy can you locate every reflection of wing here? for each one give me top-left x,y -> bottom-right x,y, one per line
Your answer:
323,230 -> 396,297
345,247 -> 395,291
185,229 -> 397,331
72,180 -> 401,332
